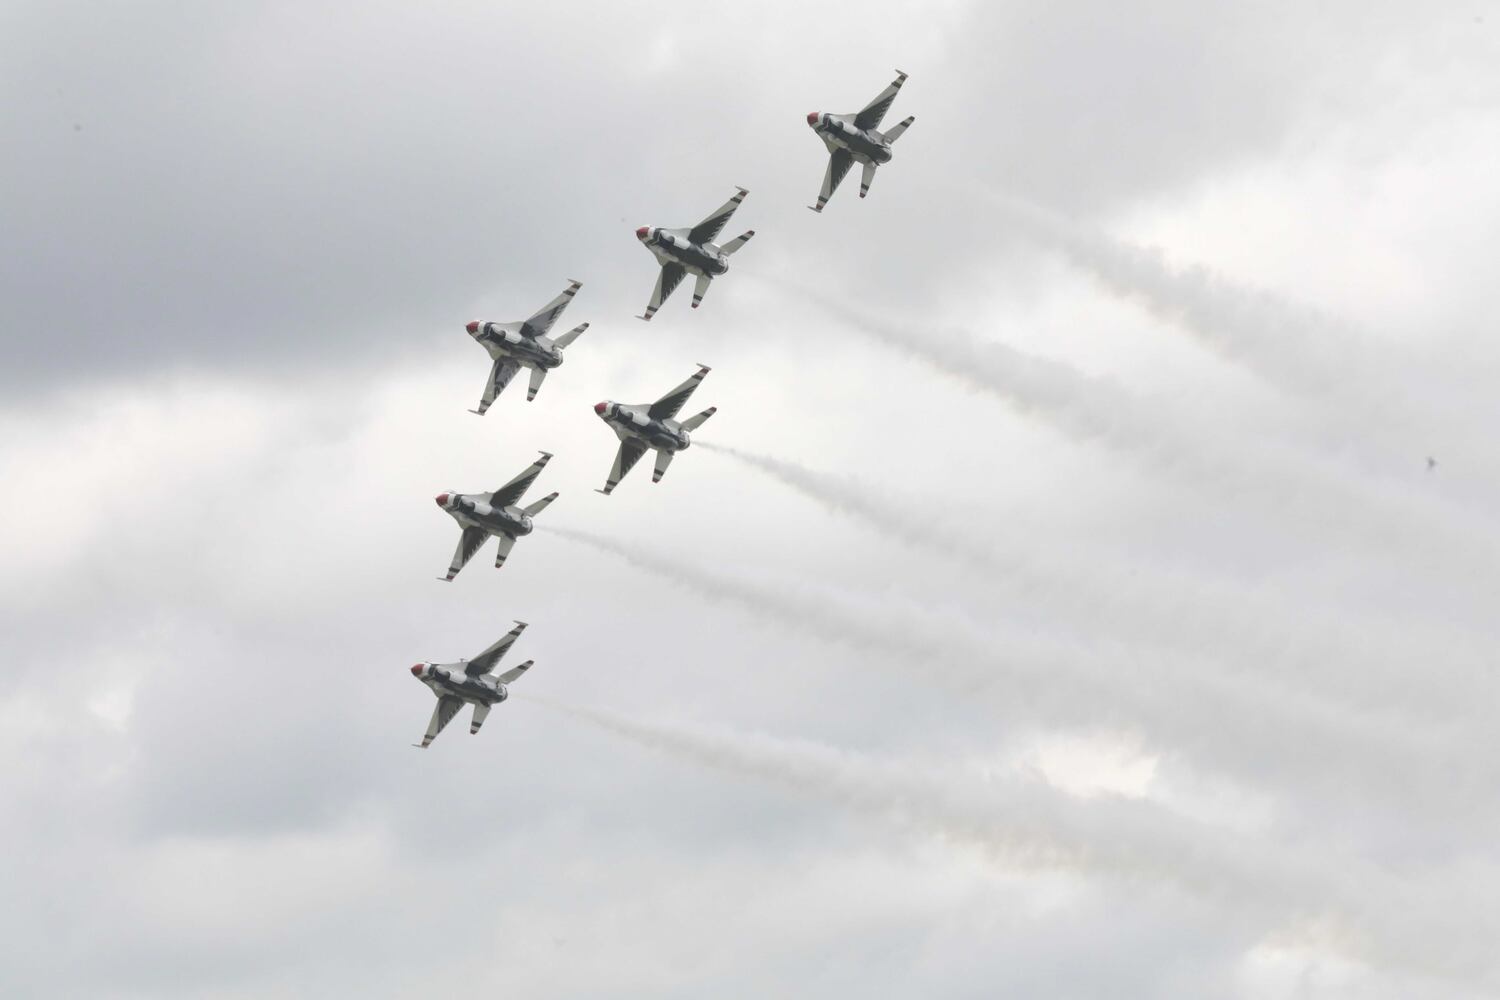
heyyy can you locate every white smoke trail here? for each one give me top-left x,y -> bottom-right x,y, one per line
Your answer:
983,194 -> 1500,498
695,440 -> 1491,724
526,695 -> 1500,992
765,272 -> 1500,615
542,524 -> 1486,824
985,194 -> 1363,395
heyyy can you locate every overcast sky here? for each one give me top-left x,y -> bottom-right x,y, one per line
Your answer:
4,1 -> 1500,996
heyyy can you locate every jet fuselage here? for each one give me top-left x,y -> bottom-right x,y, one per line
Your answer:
638,229 -> 730,277
435,493 -> 534,538
470,321 -> 564,369
808,114 -> 893,165
410,663 -> 509,706
594,401 -> 690,452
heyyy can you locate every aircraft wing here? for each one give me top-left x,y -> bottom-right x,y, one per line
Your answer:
641,263 -> 687,320
602,439 -> 649,494
465,621 -> 528,676
853,70 -> 907,131
490,451 -> 553,509
687,187 -> 749,245
472,358 -> 520,415
444,526 -> 490,581
812,149 -> 854,212
520,280 -> 581,338
497,659 -> 533,686
647,365 -> 711,421
420,695 -> 465,747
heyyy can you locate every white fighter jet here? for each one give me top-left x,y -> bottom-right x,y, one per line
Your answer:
593,365 -> 716,495
434,451 -> 557,580
806,70 -> 915,212
464,280 -> 589,415
409,621 -> 534,748
634,188 -> 755,321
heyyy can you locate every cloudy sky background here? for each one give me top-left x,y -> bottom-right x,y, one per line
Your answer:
4,1 -> 1500,995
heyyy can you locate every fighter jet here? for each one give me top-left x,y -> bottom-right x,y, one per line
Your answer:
634,188 -> 755,321
593,365 -> 716,495
463,280 -> 589,415
409,621 -> 534,748
434,451 -> 557,580
806,70 -> 915,212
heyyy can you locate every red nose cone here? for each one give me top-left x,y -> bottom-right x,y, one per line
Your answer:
807,112 -> 819,125
435,493 -> 449,507
594,401 -> 607,415
410,664 -> 423,676
465,320 -> 479,334
635,226 -> 649,239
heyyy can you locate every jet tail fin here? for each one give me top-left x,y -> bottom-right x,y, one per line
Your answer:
719,230 -> 755,257
880,115 -> 915,144
680,406 -> 717,431
551,322 -> 588,350
522,491 -> 558,517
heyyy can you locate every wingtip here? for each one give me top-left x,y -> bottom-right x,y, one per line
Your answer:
695,363 -> 713,373
895,68 -> 909,79
735,185 -> 749,195
514,619 -> 529,628
537,450 -> 554,459
467,408 -> 485,416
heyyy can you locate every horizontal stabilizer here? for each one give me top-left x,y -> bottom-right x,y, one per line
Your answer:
497,659 -> 533,685
680,406 -> 716,431
493,533 -> 517,568
551,322 -> 588,349
653,449 -> 674,483
719,230 -> 755,256
881,115 -> 915,144
522,491 -> 559,517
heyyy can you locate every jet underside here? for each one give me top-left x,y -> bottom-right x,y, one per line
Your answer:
820,121 -> 891,164
650,238 -> 727,277
476,325 -> 561,369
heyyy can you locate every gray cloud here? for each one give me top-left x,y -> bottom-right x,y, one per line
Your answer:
5,2 -> 1499,997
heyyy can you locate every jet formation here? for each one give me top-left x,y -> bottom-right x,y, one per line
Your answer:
434,451 -> 557,580
412,71 -> 916,745
635,187 -> 755,321
594,365 -> 716,495
410,621 -> 534,747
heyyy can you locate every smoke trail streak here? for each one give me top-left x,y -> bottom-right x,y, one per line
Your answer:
696,441 -> 1491,724
527,695 -> 1500,991
985,194 -> 1363,396
983,195 -> 1500,497
765,272 -> 1500,608
543,524 -> 1486,823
